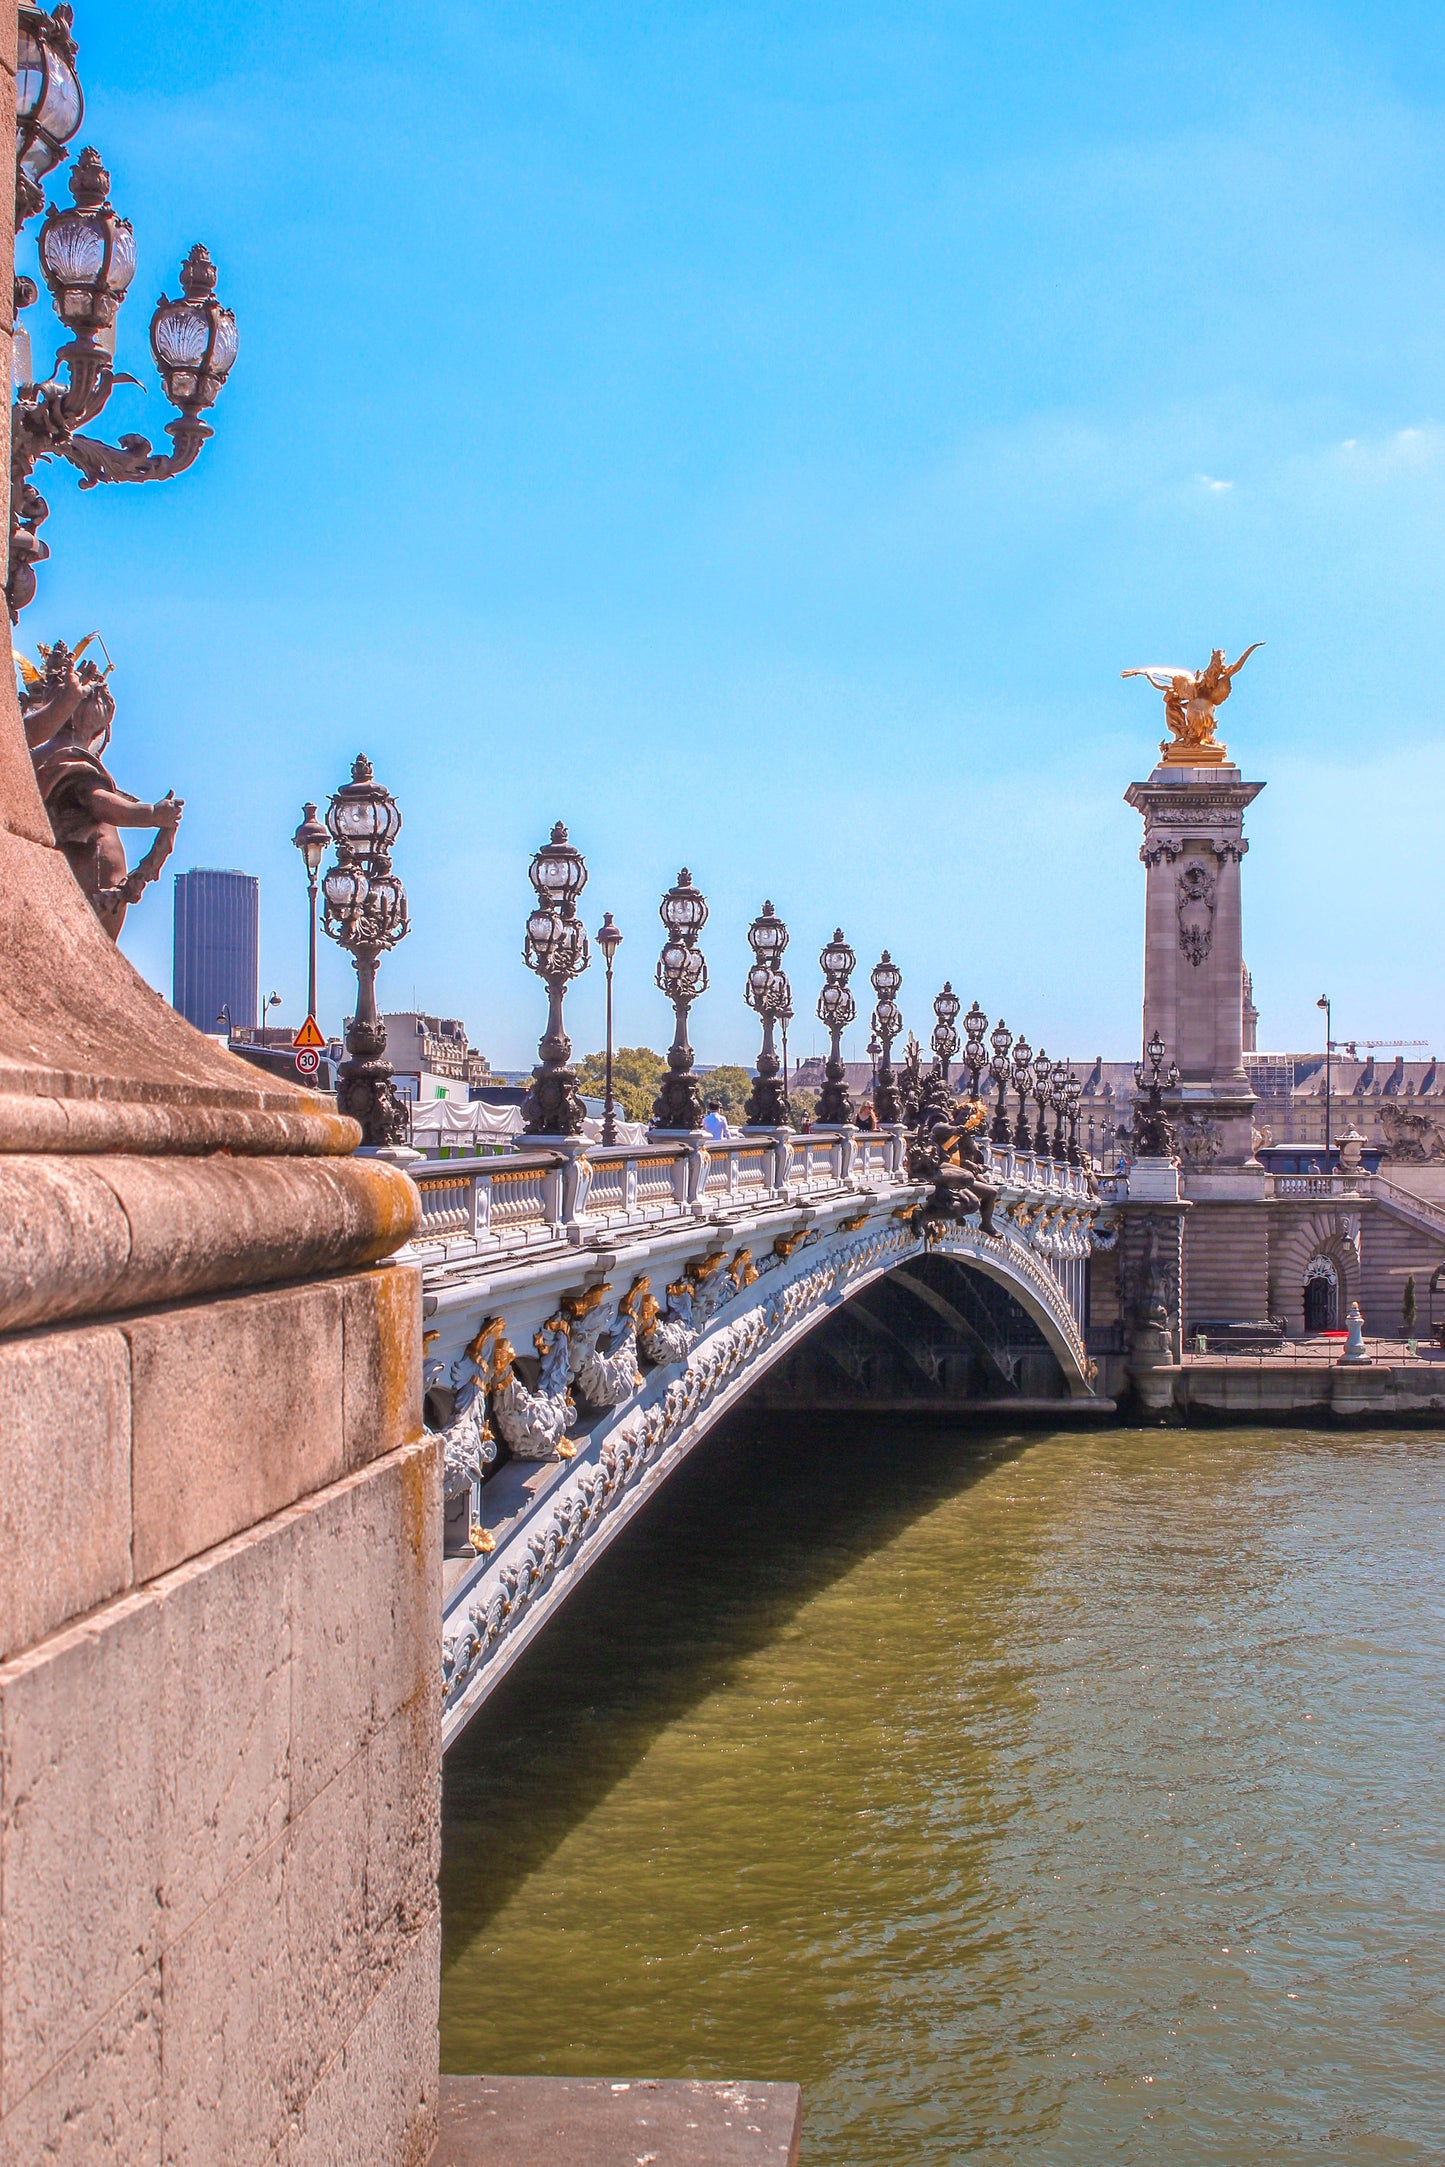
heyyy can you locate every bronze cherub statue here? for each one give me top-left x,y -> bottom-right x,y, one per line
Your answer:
19,635 -> 182,940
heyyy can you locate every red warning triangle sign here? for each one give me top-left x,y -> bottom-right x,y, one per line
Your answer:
293,1014 -> 326,1051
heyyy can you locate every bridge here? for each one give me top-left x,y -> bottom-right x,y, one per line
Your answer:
409,1125 -> 1105,1746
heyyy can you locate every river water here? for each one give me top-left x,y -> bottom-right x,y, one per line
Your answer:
440,1420 -> 1445,2164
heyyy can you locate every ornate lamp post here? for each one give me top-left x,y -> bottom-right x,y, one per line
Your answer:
931,982 -> 962,1091
743,901 -> 791,1127
1065,1068 -> 1084,1167
1049,1065 -> 1069,1162
652,869 -> 709,1130
291,801 -> 327,1028
320,754 -> 410,1150
596,911 -> 623,1145
1131,1029 -> 1179,1158
962,1000 -> 989,1100
1011,1034 -> 1034,1151
989,1019 -> 1014,1146
869,951 -> 903,1125
10,128 -> 237,620
815,929 -> 857,1126
16,4 -> 84,233
1031,1050 -> 1054,1157
519,822 -> 590,1136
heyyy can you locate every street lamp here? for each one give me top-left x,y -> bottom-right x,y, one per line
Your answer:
597,914 -> 623,1152
1031,1050 -> 1054,1157
816,929 -> 857,1126
1049,1064 -> 1069,1162
744,901 -> 792,1128
16,4 -> 84,232
519,822 -> 590,1136
320,754 -> 410,1149
652,869 -> 709,1131
291,801 -> 327,1027
1064,1069 -> 1083,1167
962,1000 -> 989,1100
1011,1034 -> 1034,1152
989,1019 -> 1014,1146
1317,993 -> 1332,1162
10,132 -> 237,620
869,951 -> 903,1125
932,982 -> 962,1090
1132,1028 -> 1179,1159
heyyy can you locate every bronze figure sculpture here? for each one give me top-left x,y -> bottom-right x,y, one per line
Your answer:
20,636 -> 181,939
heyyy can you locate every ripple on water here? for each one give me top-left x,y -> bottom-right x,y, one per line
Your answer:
441,1423 -> 1445,2165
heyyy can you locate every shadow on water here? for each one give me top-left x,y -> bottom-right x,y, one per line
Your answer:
441,1409 -> 1035,1957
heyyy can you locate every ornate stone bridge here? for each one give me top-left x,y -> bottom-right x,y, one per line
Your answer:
406,1128 -> 1104,1747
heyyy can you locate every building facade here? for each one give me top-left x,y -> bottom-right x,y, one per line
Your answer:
380,1011 -> 493,1103
172,866 -> 259,1032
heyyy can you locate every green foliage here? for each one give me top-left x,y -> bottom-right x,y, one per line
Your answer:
787,1090 -> 819,1131
575,1046 -> 665,1123
701,1064 -> 754,1120
1403,1273 -> 1418,1334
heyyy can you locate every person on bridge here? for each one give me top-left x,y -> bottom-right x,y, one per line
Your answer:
703,1098 -> 733,1140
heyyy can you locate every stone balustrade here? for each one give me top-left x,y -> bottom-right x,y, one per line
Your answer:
404,1129 -> 1094,1268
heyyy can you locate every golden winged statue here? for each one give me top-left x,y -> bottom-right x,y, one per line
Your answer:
1121,644 -> 1263,765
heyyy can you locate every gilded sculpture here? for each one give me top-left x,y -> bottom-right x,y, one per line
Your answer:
1121,643 -> 1263,766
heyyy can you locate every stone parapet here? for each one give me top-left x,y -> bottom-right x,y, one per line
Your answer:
0,1149 -> 420,1335
0,1426 -> 441,2164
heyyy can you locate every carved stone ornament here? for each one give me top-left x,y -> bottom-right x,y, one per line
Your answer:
1379,1102 -> 1445,1164
1175,1111 -> 1223,1167
1176,859 -> 1216,967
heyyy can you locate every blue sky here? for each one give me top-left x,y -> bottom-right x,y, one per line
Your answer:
30,1 -> 1445,1068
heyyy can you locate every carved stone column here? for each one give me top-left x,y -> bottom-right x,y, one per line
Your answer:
1124,761 -> 1264,1169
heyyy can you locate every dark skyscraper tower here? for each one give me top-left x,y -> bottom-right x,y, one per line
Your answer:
173,869 -> 259,1032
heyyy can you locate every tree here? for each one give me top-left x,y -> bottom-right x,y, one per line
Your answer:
1403,1273 -> 1417,1336
574,1046 -> 665,1123
701,1064 -> 753,1121
787,1089 -> 818,1131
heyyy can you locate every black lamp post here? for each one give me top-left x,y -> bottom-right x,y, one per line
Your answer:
10,127 -> 237,620
292,801 -> 327,1027
320,754 -> 410,1149
1049,1066 -> 1069,1162
652,870 -> 709,1131
1011,1035 -> 1034,1151
1031,1050 -> 1054,1157
870,951 -> 903,1125
816,930 -> 857,1126
744,901 -> 791,1127
1065,1069 -> 1083,1167
931,982 -> 961,1091
1131,1028 -> 1180,1159
962,1000 -> 989,1100
520,823 -> 590,1137
989,1019 -> 1014,1146
16,4 -> 84,232
597,911 -> 622,1145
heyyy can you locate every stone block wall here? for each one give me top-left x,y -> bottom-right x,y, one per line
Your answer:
0,1263 -> 441,2166
1181,1203 -> 1269,1327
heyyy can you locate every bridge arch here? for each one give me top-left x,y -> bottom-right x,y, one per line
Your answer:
438,1193 -> 1100,1743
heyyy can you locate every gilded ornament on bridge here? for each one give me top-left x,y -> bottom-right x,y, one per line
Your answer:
1121,643 -> 1262,767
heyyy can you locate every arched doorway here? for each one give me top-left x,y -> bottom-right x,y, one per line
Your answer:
1303,1254 -> 1339,1332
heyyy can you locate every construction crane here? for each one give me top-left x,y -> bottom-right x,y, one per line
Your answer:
1339,1038 -> 1429,1056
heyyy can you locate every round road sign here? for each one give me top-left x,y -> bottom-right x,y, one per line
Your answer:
295,1047 -> 321,1077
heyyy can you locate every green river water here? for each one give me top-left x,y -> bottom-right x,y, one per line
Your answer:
440,1420 -> 1445,2164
